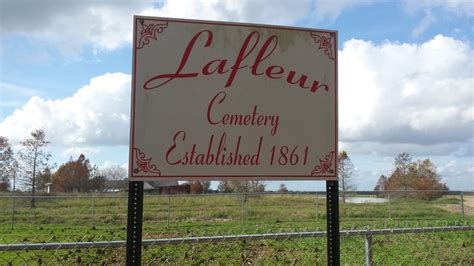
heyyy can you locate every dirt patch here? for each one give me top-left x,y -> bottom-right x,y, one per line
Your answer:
463,195 -> 474,208
436,196 -> 474,217
438,202 -> 474,217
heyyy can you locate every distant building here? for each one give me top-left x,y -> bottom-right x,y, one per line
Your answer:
44,183 -> 52,194
158,183 -> 190,194
103,180 -> 186,194
104,180 -> 129,192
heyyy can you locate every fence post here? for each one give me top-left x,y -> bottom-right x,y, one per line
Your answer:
91,196 -> 96,228
241,193 -> 245,223
326,181 -> 340,265
167,195 -> 171,227
460,191 -> 464,219
364,233 -> 373,266
316,192 -> 319,220
11,196 -> 16,230
126,181 -> 144,265
388,192 -> 391,220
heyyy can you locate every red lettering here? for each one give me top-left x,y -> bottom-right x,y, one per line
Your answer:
166,131 -> 186,165
207,92 -> 280,136
143,29 -> 331,94
203,59 -> 229,75
224,31 -> 260,88
310,80 -> 330,92
287,70 -> 310,89
265,65 -> 284,79
207,91 -> 226,125
143,30 -> 213,90
252,35 -> 278,76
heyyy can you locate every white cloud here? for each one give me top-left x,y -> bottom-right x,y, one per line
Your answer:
142,0 -> 311,24
0,72 -> 131,147
339,35 -> 474,155
0,82 -> 45,119
100,160 -> 128,170
1,1 -> 153,58
62,147 -> 101,160
403,0 -> 473,38
342,141 -> 473,158
310,0 -> 375,22
404,0 -> 474,17
412,10 -> 436,37
1,36 -> 472,160
0,0 -> 374,57
437,159 -> 474,190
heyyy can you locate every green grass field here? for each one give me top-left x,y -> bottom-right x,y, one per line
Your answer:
0,193 -> 472,264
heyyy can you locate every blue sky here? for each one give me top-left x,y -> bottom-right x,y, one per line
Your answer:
1,0 -> 473,191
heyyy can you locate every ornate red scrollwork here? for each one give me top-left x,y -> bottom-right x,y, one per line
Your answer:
133,148 -> 161,175
310,32 -> 335,60
311,151 -> 336,175
136,19 -> 169,49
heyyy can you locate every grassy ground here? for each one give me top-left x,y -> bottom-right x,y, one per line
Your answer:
0,193 -> 472,264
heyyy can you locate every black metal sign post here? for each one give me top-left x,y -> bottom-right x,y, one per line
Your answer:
126,181 -> 144,265
326,180 -> 340,265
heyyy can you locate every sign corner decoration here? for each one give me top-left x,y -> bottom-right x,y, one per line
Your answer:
129,16 -> 338,181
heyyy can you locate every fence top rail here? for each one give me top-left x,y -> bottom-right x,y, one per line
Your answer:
0,190 -> 470,199
0,195 -> 129,199
0,226 -> 472,251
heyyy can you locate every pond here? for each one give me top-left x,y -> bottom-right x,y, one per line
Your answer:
345,197 -> 388,203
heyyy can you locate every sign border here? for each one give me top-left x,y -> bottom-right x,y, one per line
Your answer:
129,16 -> 338,181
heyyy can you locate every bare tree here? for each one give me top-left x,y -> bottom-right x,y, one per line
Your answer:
0,137 -> 19,191
394,152 -> 412,176
102,164 -> 127,180
394,152 -> 413,198
338,150 -> 356,203
201,180 -> 211,193
218,180 -> 232,193
217,180 -> 266,193
18,129 -> 51,208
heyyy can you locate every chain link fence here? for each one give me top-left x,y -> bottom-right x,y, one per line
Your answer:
0,191 -> 473,264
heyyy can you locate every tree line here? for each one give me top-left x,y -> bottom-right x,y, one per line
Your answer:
0,130 -> 266,197
1,129 -> 448,205
0,129 -> 129,207
374,152 -> 448,200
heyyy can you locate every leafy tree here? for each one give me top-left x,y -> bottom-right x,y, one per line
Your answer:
189,181 -> 204,194
36,167 -> 53,192
384,168 -> 403,192
278,183 -> 288,193
382,153 -> 447,200
338,150 -> 356,203
374,175 -> 387,197
201,180 -> 211,193
89,175 -> 107,192
0,137 -> 18,191
394,152 -> 413,197
409,159 -> 448,200
18,129 -> 52,208
53,154 -> 93,192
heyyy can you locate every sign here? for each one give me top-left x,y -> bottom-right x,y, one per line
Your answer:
129,16 -> 337,180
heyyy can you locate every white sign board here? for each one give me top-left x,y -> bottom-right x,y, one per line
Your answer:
129,16 -> 337,180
